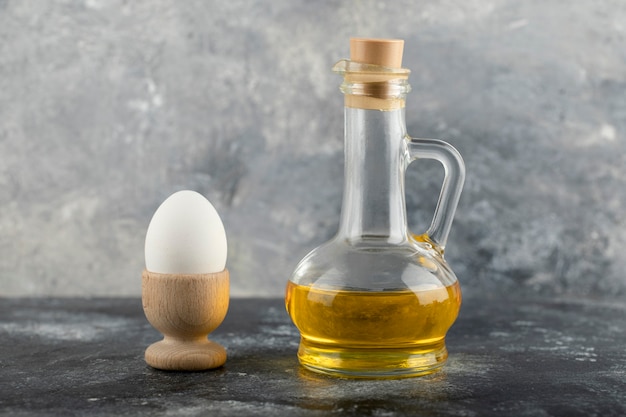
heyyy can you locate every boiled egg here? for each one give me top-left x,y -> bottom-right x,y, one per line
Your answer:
145,190 -> 227,274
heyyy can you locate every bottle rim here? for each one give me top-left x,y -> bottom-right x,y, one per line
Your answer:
332,60 -> 411,99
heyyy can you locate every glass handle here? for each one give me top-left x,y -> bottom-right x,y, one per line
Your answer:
407,138 -> 465,252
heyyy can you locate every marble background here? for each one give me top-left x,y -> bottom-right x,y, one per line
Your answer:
1,0 -> 625,297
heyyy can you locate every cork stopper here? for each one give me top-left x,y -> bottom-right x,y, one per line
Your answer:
338,38 -> 409,110
350,38 -> 404,68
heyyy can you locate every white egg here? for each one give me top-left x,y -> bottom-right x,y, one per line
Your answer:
145,190 -> 227,274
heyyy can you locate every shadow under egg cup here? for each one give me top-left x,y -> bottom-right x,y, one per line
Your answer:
142,269 -> 229,371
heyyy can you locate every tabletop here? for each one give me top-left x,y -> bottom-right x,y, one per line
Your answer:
1,294 -> 625,416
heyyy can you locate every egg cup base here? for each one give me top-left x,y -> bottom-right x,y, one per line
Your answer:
145,338 -> 227,371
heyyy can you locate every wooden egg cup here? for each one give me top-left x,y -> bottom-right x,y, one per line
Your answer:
142,269 -> 229,371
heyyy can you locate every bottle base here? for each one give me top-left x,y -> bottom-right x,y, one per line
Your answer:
297,338 -> 448,379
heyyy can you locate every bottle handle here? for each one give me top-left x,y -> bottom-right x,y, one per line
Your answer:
407,138 -> 465,252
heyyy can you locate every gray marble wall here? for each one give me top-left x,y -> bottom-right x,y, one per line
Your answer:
1,0 -> 625,297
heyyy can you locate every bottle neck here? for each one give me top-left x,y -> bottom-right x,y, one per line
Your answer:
337,106 -> 409,244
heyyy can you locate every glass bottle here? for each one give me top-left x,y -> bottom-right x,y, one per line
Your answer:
285,38 -> 465,378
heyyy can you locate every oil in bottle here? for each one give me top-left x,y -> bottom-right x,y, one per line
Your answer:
285,280 -> 461,378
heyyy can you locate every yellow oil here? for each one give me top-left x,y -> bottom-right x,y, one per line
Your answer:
285,281 -> 461,378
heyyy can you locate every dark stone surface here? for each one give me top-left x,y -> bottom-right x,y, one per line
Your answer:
1,295 -> 625,416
